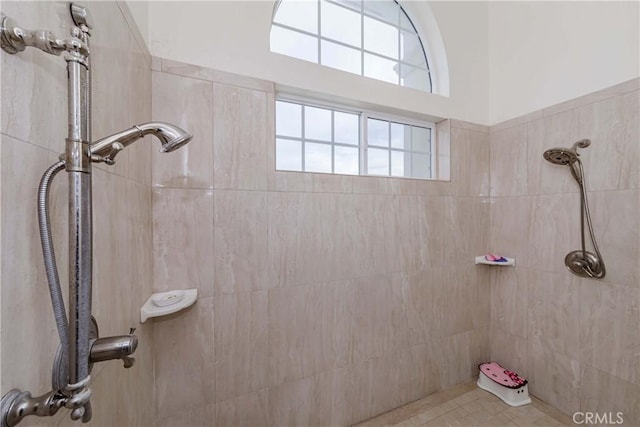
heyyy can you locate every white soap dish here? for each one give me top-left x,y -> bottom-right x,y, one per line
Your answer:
140,289 -> 198,323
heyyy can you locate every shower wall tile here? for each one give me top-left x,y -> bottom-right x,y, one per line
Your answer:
0,2 -> 68,153
153,298 -> 215,419
489,196 -> 532,268
213,83 -> 269,190
577,90 -> 640,191
214,290 -> 270,402
490,267 -> 528,338
152,71 -> 214,189
152,188 -> 214,297
215,389 -> 270,427
268,281 -> 352,384
450,128 -> 490,197
268,171 -> 314,192
527,344 -> 580,416
490,124 -> 528,196
0,135 -> 64,394
155,403 -> 216,427
528,269 -> 580,357
580,365 -> 640,426
528,193 -> 581,274
160,57 -> 275,93
526,109 -> 580,195
213,190 -> 269,294
268,370 -> 335,427
587,189 -> 640,287
579,281 -> 640,386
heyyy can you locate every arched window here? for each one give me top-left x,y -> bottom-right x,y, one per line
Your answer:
270,0 -> 432,92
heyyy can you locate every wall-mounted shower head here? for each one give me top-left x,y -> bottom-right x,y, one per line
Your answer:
90,122 -> 192,160
543,139 -> 590,166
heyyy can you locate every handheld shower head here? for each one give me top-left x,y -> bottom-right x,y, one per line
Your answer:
90,122 -> 192,160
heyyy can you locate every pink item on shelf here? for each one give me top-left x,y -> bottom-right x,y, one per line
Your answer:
479,361 -> 527,389
485,254 -> 508,263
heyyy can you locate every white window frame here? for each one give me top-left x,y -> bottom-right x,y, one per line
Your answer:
275,96 -> 437,180
271,0 -> 433,92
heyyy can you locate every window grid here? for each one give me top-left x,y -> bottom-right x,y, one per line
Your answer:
271,0 -> 431,91
275,99 -> 435,180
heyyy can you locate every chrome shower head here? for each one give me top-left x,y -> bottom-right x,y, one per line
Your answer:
90,122 -> 192,159
543,139 -> 590,166
543,147 -> 579,165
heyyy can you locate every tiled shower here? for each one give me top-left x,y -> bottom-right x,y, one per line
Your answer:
1,1 -> 638,427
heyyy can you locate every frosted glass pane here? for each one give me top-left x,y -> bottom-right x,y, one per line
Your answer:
321,40 -> 361,75
270,26 -> 318,63
411,153 -> 430,178
334,146 -> 359,175
401,65 -> 431,92
305,142 -> 332,173
411,126 -> 430,152
276,138 -> 302,171
400,31 -> 427,67
391,151 -> 406,177
390,123 -> 409,149
368,148 -> 389,175
273,1 -> 318,34
304,106 -> 331,141
276,101 -> 302,138
364,53 -> 399,84
364,17 -> 398,59
367,119 -> 388,147
321,1 -> 361,47
363,1 -> 398,25
334,111 -> 359,145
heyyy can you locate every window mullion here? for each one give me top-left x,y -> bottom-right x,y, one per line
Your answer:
360,113 -> 367,175
301,106 -> 306,171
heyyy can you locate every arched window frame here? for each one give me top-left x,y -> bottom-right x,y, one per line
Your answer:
270,0 -> 437,93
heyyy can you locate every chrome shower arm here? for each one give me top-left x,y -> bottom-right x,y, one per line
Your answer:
0,14 -> 88,56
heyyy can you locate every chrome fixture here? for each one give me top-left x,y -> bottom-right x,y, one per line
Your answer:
543,139 -> 606,279
1,4 -> 192,426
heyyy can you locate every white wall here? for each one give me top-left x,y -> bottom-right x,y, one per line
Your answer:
143,1 -> 491,125
489,1 -> 640,124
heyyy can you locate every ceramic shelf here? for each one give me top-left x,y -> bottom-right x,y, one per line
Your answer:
474,256 -> 515,266
140,289 -> 198,323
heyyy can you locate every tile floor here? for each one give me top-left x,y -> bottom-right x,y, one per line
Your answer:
354,383 -> 573,427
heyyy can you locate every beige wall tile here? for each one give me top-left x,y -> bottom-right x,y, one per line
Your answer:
528,269 -> 580,357
577,91 -> 640,191
269,282 -> 352,384
580,365 -> 640,426
450,128 -> 490,197
587,189 -> 639,287
489,196 -> 532,268
268,371 -> 335,427
214,290 -> 270,402
215,389 -> 270,427
579,281 -> 640,386
153,298 -> 215,420
213,84 -> 269,190
490,267 -> 528,338
490,124 -> 528,196
528,193 -> 581,274
152,71 -> 214,189
152,188 -> 214,297
213,190 -> 268,294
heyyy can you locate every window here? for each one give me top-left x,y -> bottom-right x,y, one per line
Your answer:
271,0 -> 432,92
275,99 -> 436,179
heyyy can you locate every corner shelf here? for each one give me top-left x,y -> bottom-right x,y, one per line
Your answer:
140,289 -> 198,323
475,256 -> 515,266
